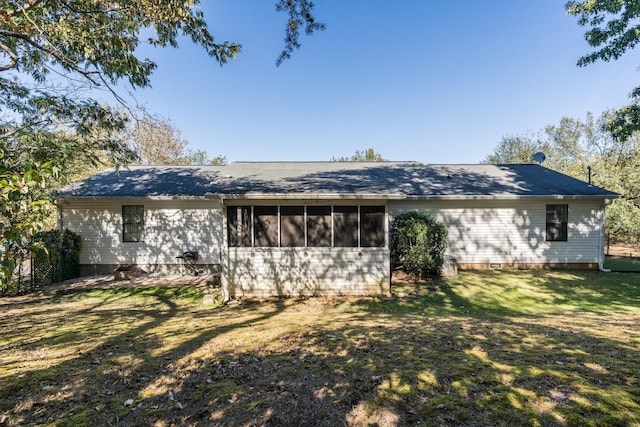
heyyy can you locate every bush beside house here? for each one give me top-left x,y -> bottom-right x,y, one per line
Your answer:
391,212 -> 448,279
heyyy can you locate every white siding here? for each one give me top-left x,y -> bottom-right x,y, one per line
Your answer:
59,195 -> 606,295
59,199 -> 224,268
225,247 -> 390,297
389,199 -> 604,266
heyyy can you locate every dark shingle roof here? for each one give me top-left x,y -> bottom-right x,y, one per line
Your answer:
57,162 -> 621,200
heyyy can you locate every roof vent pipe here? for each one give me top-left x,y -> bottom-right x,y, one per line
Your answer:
587,166 -> 592,186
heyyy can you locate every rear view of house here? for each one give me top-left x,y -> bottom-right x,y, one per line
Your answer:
56,162 -> 620,298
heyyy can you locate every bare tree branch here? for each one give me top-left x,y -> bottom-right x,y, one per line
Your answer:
0,40 -> 18,71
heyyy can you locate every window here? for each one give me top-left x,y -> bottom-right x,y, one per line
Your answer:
225,204 -> 386,248
334,206 -> 359,247
307,206 -> 332,247
280,206 -> 305,247
546,204 -> 568,241
122,205 -> 144,242
254,206 -> 278,247
360,206 -> 385,247
227,206 -> 252,247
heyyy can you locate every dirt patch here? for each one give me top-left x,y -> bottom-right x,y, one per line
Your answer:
0,274 -> 223,308
46,273 -> 217,292
607,242 -> 640,257
391,269 -> 435,285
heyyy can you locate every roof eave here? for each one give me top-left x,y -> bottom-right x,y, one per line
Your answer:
57,192 -> 623,202
57,195 -> 216,202
220,193 -> 622,201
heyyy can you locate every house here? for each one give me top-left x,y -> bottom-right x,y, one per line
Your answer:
56,161 -> 621,298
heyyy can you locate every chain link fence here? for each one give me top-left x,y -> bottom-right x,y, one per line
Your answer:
2,230 -> 81,295
6,251 -> 55,294
31,252 -> 55,289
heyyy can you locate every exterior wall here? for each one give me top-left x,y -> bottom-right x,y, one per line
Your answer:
225,247 -> 390,297
389,198 -> 605,269
59,195 -> 606,295
58,199 -> 224,275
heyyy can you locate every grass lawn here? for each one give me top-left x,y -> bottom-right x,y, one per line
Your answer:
1,270 -> 639,426
604,255 -> 640,271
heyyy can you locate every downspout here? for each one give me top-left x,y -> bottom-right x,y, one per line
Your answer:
598,229 -> 610,272
56,202 -> 64,231
598,199 -> 613,272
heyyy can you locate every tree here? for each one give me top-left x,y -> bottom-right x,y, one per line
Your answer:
484,114 -> 602,177
390,212 -> 448,279
483,134 -> 549,164
275,0 -> 326,66
567,0 -> 640,140
484,112 -> 640,236
331,148 -> 389,162
0,1 -> 322,289
131,115 -> 226,165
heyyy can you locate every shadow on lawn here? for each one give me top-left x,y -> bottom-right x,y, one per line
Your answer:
0,276 -> 639,426
354,270 -> 640,317
146,308 -> 639,426
0,292 -> 288,426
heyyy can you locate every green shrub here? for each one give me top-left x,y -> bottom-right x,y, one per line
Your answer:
390,211 -> 447,278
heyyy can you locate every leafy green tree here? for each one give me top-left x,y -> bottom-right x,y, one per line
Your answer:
567,0 -> 640,141
483,134 -> 550,165
331,148 -> 389,162
189,152 -> 228,166
544,116 -> 592,175
275,0 -> 326,66
0,1 -> 322,289
0,151 -> 53,285
566,1 -> 640,68
485,112 -> 640,236
484,114 -> 602,177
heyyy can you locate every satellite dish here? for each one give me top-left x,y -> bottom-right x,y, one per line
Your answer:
532,152 -> 546,164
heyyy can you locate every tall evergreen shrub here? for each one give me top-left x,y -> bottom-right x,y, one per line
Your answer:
390,212 -> 447,278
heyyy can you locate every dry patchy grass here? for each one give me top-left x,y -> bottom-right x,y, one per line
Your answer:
1,271 -> 639,426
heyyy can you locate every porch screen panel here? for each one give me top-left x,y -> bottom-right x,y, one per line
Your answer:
254,206 -> 278,247
360,206 -> 385,247
280,206 -> 305,247
307,206 -> 331,247
307,206 -> 331,248
334,206 -> 358,247
227,206 -> 251,247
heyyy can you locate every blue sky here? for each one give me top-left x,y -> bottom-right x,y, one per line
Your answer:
128,1 -> 639,164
